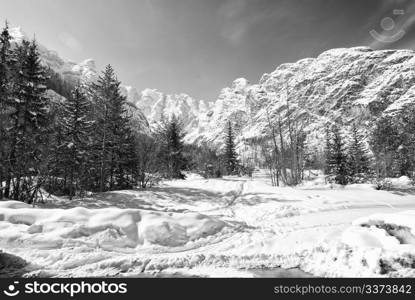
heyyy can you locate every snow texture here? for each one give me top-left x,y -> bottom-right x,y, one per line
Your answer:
1,170 -> 415,277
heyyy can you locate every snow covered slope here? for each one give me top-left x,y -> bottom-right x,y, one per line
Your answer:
134,88 -> 213,138
185,47 -> 415,150
10,27 -> 98,84
125,46 -> 415,150
1,171 -> 415,277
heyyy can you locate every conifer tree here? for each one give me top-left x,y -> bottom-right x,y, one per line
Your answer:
90,65 -> 136,191
7,40 -> 49,201
157,116 -> 187,179
60,86 -> 92,199
348,124 -> 370,180
224,121 -> 238,175
90,65 -> 116,192
329,125 -> 349,185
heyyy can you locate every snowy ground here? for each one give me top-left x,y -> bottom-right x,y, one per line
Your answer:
1,171 -> 415,277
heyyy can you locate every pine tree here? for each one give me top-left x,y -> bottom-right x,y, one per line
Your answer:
90,65 -> 116,192
348,124 -> 370,180
107,77 -> 135,189
60,86 -> 92,199
157,116 -> 187,179
326,125 -> 349,185
224,121 -> 238,175
7,40 -> 49,202
89,65 -> 136,191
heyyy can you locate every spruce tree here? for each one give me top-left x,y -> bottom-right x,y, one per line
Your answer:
157,116 -> 187,179
90,65 -> 116,192
90,65 -> 136,191
329,125 -> 349,185
8,40 -> 49,201
348,124 -> 370,180
60,86 -> 92,199
224,121 -> 238,175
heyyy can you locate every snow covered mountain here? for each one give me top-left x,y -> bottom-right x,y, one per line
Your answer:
10,27 -> 98,84
119,46 -> 415,153
184,46 -> 415,152
10,26 -> 415,150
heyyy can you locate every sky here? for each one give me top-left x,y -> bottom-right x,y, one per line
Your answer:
1,0 -> 415,101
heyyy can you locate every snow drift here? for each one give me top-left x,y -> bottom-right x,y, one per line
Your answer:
303,210 -> 415,277
0,201 -> 226,250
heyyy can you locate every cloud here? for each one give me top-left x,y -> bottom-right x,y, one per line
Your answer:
58,31 -> 83,52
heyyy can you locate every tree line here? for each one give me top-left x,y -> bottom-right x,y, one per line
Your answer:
258,92 -> 415,187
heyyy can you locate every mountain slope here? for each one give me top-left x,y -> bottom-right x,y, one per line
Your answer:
9,27 -> 150,134
185,47 -> 415,153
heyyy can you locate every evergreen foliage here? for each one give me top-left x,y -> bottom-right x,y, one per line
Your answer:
347,124 -> 371,181
325,125 -> 349,185
224,121 -> 238,175
156,116 -> 187,179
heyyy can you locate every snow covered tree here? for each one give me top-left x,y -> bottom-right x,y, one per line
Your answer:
326,125 -> 349,185
157,116 -> 187,179
107,84 -> 136,189
59,86 -> 92,199
6,40 -> 49,202
348,124 -> 371,181
89,65 -> 137,191
224,121 -> 238,175
89,65 -> 117,191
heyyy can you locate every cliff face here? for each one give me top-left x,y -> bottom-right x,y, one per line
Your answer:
183,47 -> 415,152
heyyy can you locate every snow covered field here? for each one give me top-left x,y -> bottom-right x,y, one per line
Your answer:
1,170 -> 415,277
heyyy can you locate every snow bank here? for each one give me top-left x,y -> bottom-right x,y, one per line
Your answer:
302,210 -> 415,277
0,201 -> 31,209
349,211 -> 415,247
388,176 -> 413,189
0,201 -> 227,249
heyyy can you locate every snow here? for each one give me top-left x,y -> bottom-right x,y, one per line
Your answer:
1,170 -> 415,277
388,176 -> 413,189
0,204 -> 226,250
301,210 -> 415,277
